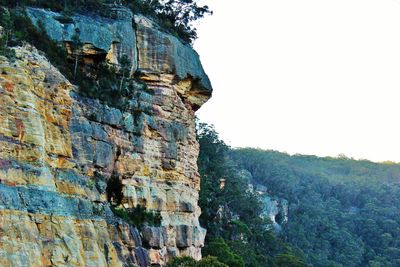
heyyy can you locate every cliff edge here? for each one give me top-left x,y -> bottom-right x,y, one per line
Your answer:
0,6 -> 211,267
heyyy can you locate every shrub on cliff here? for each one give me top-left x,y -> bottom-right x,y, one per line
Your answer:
111,206 -> 162,228
0,8 -> 142,110
128,0 -> 212,43
0,8 -> 72,75
166,256 -> 227,267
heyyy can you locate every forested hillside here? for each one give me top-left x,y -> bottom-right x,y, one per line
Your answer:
231,148 -> 400,267
195,123 -> 400,267
191,123 -> 307,267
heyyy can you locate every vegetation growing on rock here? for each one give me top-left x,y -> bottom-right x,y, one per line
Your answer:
198,122 -> 400,267
111,206 -> 162,228
0,7 -> 147,110
231,148 -> 400,267
197,123 -> 307,267
0,0 -> 211,43
166,256 -> 227,267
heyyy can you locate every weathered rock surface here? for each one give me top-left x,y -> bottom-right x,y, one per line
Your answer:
27,7 -> 137,68
26,7 -> 212,109
0,6 -> 211,266
247,176 -> 289,233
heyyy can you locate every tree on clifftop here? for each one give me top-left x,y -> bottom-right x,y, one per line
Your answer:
155,0 -> 212,42
125,0 -> 212,43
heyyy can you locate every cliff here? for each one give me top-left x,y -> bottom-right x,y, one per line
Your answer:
0,6 -> 211,267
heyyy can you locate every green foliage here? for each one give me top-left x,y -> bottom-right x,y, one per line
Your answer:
197,123 -> 307,267
87,179 -> 95,190
111,205 -> 162,228
166,256 -> 227,267
133,0 -> 212,43
0,8 -> 139,110
0,0 -> 212,44
0,0 -> 209,110
196,256 -> 228,267
166,256 -> 197,267
0,8 -> 15,58
202,238 -> 245,267
275,252 -> 308,267
0,0 -> 105,13
0,8 -> 72,76
231,148 -> 400,267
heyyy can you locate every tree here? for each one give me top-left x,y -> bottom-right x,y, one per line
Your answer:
202,238 -> 245,267
71,28 -> 81,80
196,123 -> 307,267
166,256 -> 227,267
0,8 -> 14,58
0,7 -> 11,45
155,0 -> 212,42
118,54 -> 130,93
124,0 -> 212,43
275,252 -> 308,267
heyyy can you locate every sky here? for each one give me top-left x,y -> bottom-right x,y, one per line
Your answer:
193,0 -> 400,163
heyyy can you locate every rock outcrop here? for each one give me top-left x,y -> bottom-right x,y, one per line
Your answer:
244,170 -> 289,233
0,6 -> 211,267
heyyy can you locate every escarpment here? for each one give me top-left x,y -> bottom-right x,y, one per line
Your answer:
0,6 -> 211,267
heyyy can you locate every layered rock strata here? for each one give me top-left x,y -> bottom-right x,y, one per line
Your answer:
0,6 -> 211,266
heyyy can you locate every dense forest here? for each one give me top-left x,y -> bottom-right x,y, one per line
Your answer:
189,123 -> 307,267
231,148 -> 400,267
193,123 -> 400,267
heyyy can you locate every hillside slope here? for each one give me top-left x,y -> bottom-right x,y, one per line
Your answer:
231,148 -> 400,267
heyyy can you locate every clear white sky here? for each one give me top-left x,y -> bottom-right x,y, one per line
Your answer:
194,0 -> 400,163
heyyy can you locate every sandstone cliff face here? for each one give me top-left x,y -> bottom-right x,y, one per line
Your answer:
0,7 -> 211,267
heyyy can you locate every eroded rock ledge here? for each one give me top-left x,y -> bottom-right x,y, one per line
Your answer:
26,7 -> 212,110
0,6 -> 212,267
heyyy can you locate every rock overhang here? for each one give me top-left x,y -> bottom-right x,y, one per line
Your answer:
26,6 -> 212,108
0,5 -> 213,265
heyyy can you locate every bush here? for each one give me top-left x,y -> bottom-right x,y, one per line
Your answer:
111,205 -> 162,229
202,238 -> 245,267
0,8 -> 15,59
166,256 -> 197,267
275,252 -> 308,267
2,9 -> 72,77
197,256 -> 228,267
166,256 -> 227,267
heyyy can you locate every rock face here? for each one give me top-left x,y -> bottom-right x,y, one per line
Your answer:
260,195 -> 288,232
26,7 -> 212,100
253,184 -> 288,232
0,6 -> 211,267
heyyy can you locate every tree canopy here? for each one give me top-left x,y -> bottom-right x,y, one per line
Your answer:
197,123 -> 307,267
231,148 -> 400,267
197,123 -> 400,266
